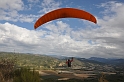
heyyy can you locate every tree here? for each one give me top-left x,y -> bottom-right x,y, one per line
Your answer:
0,58 -> 15,82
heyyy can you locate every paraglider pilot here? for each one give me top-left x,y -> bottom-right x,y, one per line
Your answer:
66,57 -> 73,67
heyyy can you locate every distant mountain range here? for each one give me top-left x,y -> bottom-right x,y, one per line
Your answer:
48,55 -> 67,59
49,55 -> 124,66
76,58 -> 105,65
88,57 -> 124,66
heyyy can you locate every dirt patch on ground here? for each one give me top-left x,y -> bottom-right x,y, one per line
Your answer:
74,74 -> 95,78
39,71 -> 50,75
39,70 -> 95,80
41,70 -> 57,75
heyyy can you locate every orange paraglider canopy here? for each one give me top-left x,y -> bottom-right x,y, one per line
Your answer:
34,8 -> 97,29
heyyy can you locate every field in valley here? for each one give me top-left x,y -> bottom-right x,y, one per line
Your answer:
39,70 -> 96,80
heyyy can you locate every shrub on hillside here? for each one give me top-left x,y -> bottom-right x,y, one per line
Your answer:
13,68 -> 40,82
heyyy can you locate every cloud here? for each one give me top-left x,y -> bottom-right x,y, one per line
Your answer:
0,22 -> 94,57
94,1 -> 124,58
26,0 -> 40,10
0,22 -> 42,53
38,0 -> 61,13
97,1 -> 124,44
0,1 -> 124,58
27,0 -> 39,3
0,10 -> 37,23
0,0 -> 24,10
18,14 -> 39,23
0,0 -> 23,21
0,0 -> 38,23
0,0 -> 62,23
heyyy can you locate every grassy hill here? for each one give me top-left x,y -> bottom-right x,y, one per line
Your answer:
0,52 -> 63,69
0,52 -> 102,70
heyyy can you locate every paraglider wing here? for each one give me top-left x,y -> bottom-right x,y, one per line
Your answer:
34,8 -> 97,29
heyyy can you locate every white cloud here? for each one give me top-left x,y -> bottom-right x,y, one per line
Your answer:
28,0 -> 39,3
0,22 -> 43,52
98,1 -> 124,28
0,0 -> 24,10
0,0 -> 61,23
93,1 -> 124,58
38,0 -> 61,13
0,22 -> 94,57
0,10 -> 37,22
18,14 -> 39,23
0,0 -> 23,21
0,1 -> 124,58
0,0 -> 39,23
26,0 -> 40,10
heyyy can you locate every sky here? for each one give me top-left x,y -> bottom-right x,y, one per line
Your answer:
0,0 -> 124,58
